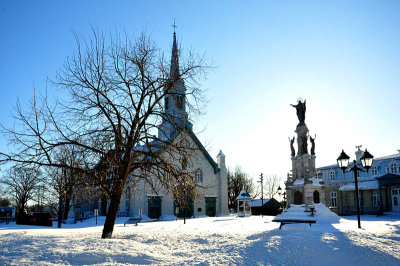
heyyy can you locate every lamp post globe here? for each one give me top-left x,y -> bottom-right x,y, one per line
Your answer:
360,149 -> 374,172
337,149 -> 350,173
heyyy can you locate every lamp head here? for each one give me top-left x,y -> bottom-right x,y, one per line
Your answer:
360,149 -> 374,172
337,149 -> 350,173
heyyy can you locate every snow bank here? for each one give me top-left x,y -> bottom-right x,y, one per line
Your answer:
1,214 -> 400,265
314,203 -> 340,223
274,204 -> 316,222
158,215 -> 177,221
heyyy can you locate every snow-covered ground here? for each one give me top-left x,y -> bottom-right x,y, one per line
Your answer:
1,205 -> 400,265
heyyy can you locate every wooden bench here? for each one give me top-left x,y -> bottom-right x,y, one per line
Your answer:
0,217 -> 14,224
124,218 -> 142,226
272,219 -> 316,229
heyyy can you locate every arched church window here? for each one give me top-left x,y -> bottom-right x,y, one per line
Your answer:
181,157 -> 187,170
176,95 -> 183,109
165,96 -> 169,110
195,169 -> 203,183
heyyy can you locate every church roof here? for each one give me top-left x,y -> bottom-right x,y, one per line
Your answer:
175,126 -> 220,174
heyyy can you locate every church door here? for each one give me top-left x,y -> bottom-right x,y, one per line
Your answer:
148,197 -> 162,219
174,197 -> 194,218
313,190 -> 320,203
205,197 -> 216,217
294,191 -> 303,204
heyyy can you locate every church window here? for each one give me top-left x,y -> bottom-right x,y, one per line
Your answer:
181,157 -> 187,170
165,97 -> 169,110
195,169 -> 203,183
330,192 -> 337,208
330,170 -> 335,181
125,188 -> 131,211
176,95 -> 183,109
165,171 -> 171,179
371,166 -> 378,176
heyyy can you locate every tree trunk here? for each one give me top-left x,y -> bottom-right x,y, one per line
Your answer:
63,186 -> 73,220
101,181 -> 124,239
58,196 -> 63,228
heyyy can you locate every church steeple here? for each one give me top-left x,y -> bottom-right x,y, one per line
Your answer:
170,29 -> 180,80
158,24 -> 193,141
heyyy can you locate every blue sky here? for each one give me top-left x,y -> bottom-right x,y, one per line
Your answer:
1,1 -> 400,182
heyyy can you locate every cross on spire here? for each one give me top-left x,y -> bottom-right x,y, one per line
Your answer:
172,19 -> 177,33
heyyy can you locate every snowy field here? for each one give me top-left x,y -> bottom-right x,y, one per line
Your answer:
1,205 -> 400,265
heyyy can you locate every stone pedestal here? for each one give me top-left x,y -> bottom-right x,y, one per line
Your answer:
286,123 -> 325,206
295,124 -> 308,156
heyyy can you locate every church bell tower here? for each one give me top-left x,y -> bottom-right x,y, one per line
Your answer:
158,26 -> 193,141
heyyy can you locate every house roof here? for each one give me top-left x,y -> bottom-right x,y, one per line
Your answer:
236,189 -> 252,201
248,199 -> 271,207
339,180 -> 379,191
317,153 -> 400,170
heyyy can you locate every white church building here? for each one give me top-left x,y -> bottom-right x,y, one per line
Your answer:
116,30 -> 229,219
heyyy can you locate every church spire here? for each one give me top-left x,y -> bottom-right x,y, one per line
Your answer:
170,20 -> 180,79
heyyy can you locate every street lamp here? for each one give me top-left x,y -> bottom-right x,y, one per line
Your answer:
277,186 -> 286,209
337,149 -> 374,229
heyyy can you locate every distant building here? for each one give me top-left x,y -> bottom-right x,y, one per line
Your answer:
317,147 -> 400,215
248,198 -> 281,216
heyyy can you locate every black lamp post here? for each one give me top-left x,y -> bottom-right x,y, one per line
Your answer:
277,186 -> 286,209
258,174 -> 264,217
337,149 -> 374,229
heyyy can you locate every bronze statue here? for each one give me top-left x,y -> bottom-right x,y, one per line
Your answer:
297,135 -> 308,156
291,99 -> 306,125
289,136 -> 295,157
309,134 -> 316,155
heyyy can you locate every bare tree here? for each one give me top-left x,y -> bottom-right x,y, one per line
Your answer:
0,30 -> 208,238
263,174 -> 282,199
1,166 -> 42,220
227,166 -> 255,210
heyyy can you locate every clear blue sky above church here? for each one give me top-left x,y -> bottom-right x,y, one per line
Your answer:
1,1 -> 400,182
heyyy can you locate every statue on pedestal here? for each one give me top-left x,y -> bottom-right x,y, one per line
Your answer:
289,137 -> 295,157
309,135 -> 316,155
291,99 -> 306,126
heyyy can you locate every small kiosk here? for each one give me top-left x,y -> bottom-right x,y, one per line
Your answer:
236,189 -> 252,217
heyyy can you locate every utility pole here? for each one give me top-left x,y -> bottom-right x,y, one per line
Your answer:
258,173 -> 264,217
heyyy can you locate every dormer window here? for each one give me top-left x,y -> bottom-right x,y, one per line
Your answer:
371,166 -> 378,176
391,163 -> 399,173
330,170 -> 335,181
386,162 -> 399,174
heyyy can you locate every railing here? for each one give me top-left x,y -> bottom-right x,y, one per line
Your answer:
341,206 -> 378,215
